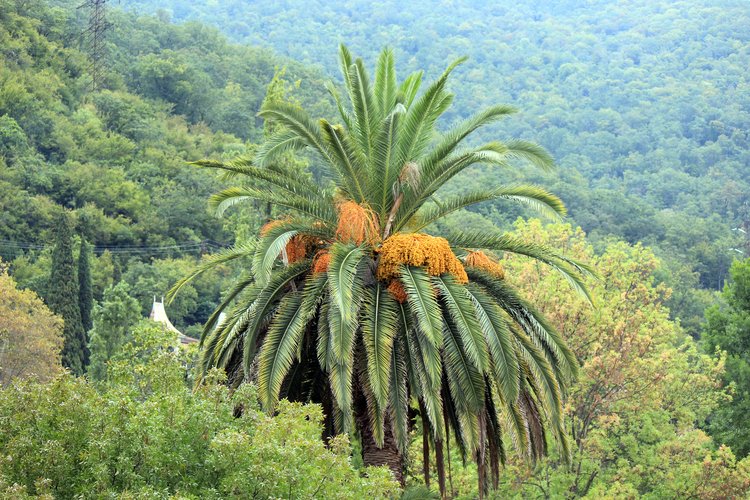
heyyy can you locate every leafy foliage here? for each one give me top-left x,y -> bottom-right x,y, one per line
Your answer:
703,258 -> 750,458
0,261 -> 64,384
189,45 -> 590,494
87,281 -> 142,381
128,0 -> 750,335
404,221 -> 750,498
0,324 -> 399,498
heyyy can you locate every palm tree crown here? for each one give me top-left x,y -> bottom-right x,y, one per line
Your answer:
173,45 -> 593,492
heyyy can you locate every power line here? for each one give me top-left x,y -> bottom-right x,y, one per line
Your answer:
0,239 -> 231,255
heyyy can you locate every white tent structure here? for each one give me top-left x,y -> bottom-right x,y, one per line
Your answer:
149,297 -> 198,345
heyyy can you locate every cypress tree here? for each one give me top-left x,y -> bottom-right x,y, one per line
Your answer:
78,238 -> 93,365
47,212 -> 87,375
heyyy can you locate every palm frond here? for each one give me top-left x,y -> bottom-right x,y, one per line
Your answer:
514,327 -> 565,431
208,186 -> 336,222
201,276 -> 261,348
238,262 -> 311,375
434,275 -> 488,371
442,317 -> 485,420
422,104 -> 517,168
372,103 -> 406,218
396,57 -> 463,165
398,70 -> 423,109
362,283 -> 398,410
400,143 -> 518,222
451,230 -> 595,304
326,243 -> 367,429
258,102 -> 335,167
257,272 -> 327,411
389,331 -> 410,453
348,58 -> 380,158
399,266 -> 443,349
465,284 -> 520,405
406,323 -> 444,438
502,140 -> 555,172
320,119 -> 368,202
253,129 -> 308,167
257,292 -> 305,410
167,240 -> 255,304
193,157 -> 317,198
253,227 -> 297,285
469,268 -> 578,381
374,47 -> 397,117
338,44 -> 354,95
443,322 -> 484,453
325,81 -> 353,130
406,184 -> 566,233
317,302 -> 330,370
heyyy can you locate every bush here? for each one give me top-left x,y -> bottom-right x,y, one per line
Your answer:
0,324 -> 398,498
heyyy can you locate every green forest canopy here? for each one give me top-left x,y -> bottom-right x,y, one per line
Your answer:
1,0 -> 750,497
125,0 -> 750,296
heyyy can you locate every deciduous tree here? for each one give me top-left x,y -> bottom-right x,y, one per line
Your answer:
0,261 -> 64,384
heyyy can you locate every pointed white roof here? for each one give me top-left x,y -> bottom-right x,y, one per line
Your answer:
149,296 -> 198,345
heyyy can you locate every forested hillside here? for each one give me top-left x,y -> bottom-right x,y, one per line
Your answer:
0,0 -> 331,330
128,0 -> 750,332
2,0 -> 750,497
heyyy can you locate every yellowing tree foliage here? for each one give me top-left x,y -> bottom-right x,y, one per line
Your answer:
496,220 -> 745,498
0,263 -> 64,384
413,221 -> 749,498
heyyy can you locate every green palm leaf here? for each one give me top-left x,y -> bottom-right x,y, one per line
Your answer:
452,231 -> 595,305
469,268 -> 578,381
320,119 -> 368,202
442,318 -> 485,414
434,275 -> 489,371
209,186 -> 336,223
326,243 -> 367,428
254,129 -> 308,167
407,184 -> 566,233
348,58 -> 379,158
373,47 -> 397,117
389,333 -> 410,452
239,261 -> 310,374
399,266 -> 443,349
421,104 -> 517,169
398,70 -> 423,109
362,283 -> 398,410
257,272 -> 327,411
167,240 -> 255,304
465,283 -> 520,405
258,101 -> 336,167
396,57 -> 464,165
406,324 -> 444,439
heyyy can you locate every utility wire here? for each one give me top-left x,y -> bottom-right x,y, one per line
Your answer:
0,239 -> 231,255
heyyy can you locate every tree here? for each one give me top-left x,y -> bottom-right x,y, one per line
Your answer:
0,323 -> 398,498
46,211 -> 87,375
703,258 -> 750,457
87,282 -> 141,381
174,45 -> 591,495
78,238 -> 94,335
0,261 -> 64,384
480,220 -> 739,499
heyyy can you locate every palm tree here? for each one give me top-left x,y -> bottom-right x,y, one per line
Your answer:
172,46 -> 592,497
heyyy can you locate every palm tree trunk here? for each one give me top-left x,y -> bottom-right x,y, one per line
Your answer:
423,426 -> 431,488
434,437 -> 447,499
419,400 -> 431,488
354,383 -> 405,485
